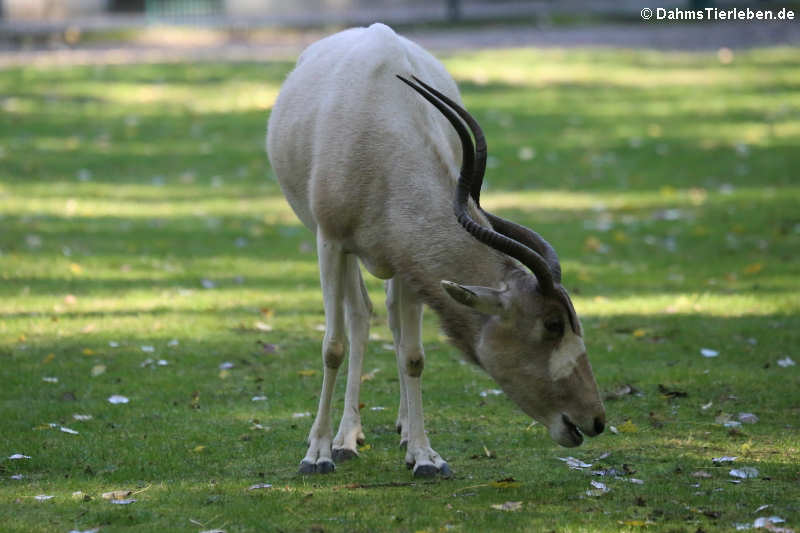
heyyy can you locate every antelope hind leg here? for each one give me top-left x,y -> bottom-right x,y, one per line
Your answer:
332,256 -> 372,462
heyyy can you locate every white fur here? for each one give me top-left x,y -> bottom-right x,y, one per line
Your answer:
549,334 -> 586,381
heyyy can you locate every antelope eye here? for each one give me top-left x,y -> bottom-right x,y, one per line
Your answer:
544,317 -> 565,337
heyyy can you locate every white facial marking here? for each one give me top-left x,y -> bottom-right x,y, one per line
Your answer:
549,333 -> 585,381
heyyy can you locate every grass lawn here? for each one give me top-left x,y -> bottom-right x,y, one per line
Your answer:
1,41 -> 799,532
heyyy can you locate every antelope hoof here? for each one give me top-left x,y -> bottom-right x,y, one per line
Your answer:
298,459 -> 335,474
332,448 -> 358,462
412,462 -> 452,478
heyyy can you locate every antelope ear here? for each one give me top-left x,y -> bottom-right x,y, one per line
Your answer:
441,280 -> 507,315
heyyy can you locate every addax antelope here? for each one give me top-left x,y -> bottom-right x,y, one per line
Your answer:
266,23 -> 605,478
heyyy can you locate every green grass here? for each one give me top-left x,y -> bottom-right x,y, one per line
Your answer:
1,45 -> 799,532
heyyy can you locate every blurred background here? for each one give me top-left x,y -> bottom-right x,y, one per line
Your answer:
2,0 -> 799,63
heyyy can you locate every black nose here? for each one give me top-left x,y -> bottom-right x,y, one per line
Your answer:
593,417 -> 605,435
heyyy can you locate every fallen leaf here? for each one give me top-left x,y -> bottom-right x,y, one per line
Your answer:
192,445 -> 206,453
604,384 -> 641,400
743,263 -> 763,274
713,456 -> 737,464
619,420 -> 638,433
247,483 -> 273,491
692,471 -> 712,478
9,454 -> 31,460
110,499 -> 136,505
141,345 -> 155,353
42,377 -> 59,383
777,357 -> 795,368
753,516 -> 787,529
219,362 -> 234,370
35,494 -> 54,501
254,321 -> 273,332
490,477 -> 521,489
584,236 -> 609,254
297,369 -> 318,377
480,389 -> 503,397
108,395 -> 129,404
292,412 -> 311,418
42,353 -> 55,364
658,384 -> 687,398
715,412 -> 734,424
490,501 -> 522,511
730,467 -> 759,479
586,480 -> 610,496
91,364 -> 106,377
558,456 -> 593,469
738,413 -> 759,424
361,368 -> 381,382
701,348 -> 719,358
251,395 -> 267,402
257,340 -> 278,353
72,414 -> 92,421
219,370 -> 230,379
59,426 -> 79,435
102,490 -> 133,500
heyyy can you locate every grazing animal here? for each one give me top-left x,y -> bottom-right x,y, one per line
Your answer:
266,23 -> 605,478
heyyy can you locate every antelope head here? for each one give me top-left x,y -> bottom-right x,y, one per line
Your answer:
399,76 -> 605,447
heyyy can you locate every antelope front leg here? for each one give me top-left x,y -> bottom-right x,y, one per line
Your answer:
388,278 -> 451,478
300,234 -> 347,474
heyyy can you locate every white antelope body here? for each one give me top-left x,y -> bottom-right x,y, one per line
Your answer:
267,23 -> 605,477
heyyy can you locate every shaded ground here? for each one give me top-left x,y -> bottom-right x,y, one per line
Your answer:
1,19 -> 799,68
